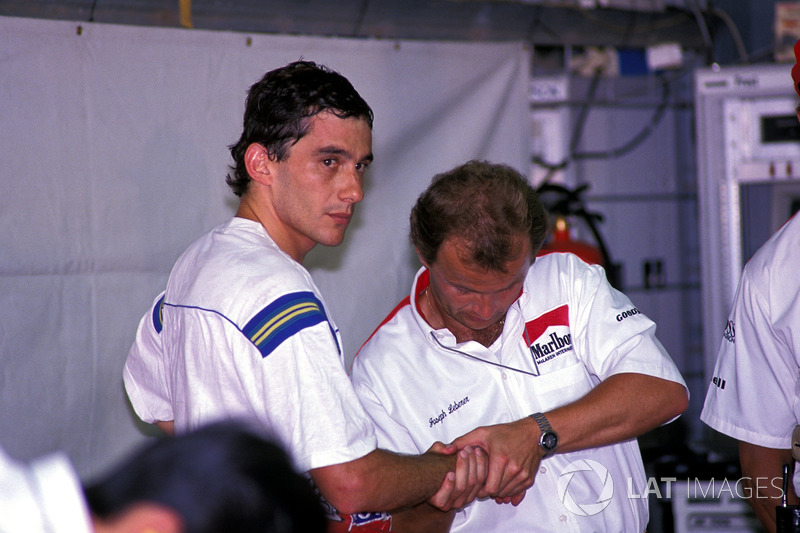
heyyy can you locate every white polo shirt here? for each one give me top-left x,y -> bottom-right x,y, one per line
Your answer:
701,214 -> 800,451
352,253 -> 687,532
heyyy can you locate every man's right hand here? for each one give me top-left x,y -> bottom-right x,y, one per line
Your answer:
451,417 -> 541,501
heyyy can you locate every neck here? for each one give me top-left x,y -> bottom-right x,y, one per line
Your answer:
455,320 -> 505,347
235,198 -> 311,263
422,289 -> 505,347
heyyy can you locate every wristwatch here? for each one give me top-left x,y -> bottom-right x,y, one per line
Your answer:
530,412 -> 558,456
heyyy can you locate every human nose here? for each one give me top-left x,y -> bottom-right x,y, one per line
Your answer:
339,167 -> 364,204
471,294 -> 499,321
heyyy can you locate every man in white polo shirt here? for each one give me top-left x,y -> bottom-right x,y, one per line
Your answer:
351,160 -> 689,532
700,40 -> 800,533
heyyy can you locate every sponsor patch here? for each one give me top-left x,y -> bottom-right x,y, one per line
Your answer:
723,320 -> 735,343
616,307 -> 640,322
318,487 -> 392,532
524,305 -> 573,366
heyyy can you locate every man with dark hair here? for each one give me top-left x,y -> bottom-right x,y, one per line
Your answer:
86,421 -> 326,533
0,421 -> 324,533
123,61 -> 485,532
351,160 -> 689,531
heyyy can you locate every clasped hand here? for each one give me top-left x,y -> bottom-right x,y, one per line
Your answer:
428,418 -> 541,511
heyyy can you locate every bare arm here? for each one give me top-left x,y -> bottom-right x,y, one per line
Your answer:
739,441 -> 798,533
547,373 -> 687,452
310,445 -> 484,516
390,445 -> 488,533
155,420 -> 174,436
453,373 -> 688,499
390,503 -> 456,533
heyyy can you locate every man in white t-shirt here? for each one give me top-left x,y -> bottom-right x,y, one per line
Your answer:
700,40 -> 800,533
123,61 -> 485,533
351,160 -> 689,532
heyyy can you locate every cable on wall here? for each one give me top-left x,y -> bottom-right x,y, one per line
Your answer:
573,75 -> 671,161
531,70 -> 673,176
686,0 -> 714,64
708,7 -> 749,64
352,0 -> 370,37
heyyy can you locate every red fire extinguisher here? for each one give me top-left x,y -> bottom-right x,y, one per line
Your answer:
538,216 -> 604,266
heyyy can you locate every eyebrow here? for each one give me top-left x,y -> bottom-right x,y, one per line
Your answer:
316,146 -> 374,163
451,277 -> 521,294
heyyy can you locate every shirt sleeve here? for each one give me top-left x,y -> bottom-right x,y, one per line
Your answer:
352,379 -> 422,455
169,291 -> 377,473
258,319 -> 379,472
123,292 -> 173,423
701,268 -> 799,448
570,258 -> 687,391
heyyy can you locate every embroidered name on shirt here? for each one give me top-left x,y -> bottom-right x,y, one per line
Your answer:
428,396 -> 470,427
429,410 -> 447,427
449,396 -> 469,413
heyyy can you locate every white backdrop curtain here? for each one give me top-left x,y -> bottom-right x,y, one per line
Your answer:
0,15 -> 530,479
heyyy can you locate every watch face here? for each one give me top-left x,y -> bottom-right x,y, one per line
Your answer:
542,431 -> 558,451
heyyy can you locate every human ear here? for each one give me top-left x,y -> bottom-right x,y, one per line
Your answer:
415,248 -> 430,269
244,143 -> 272,186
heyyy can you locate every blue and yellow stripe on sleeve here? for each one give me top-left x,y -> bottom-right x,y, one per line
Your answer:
151,294 -> 165,334
243,291 -> 331,358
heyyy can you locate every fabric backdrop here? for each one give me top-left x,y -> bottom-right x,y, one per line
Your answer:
0,15 -> 530,478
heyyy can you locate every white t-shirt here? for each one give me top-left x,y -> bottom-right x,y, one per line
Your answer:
352,253 -> 687,532
701,214 -> 800,449
124,217 -> 376,472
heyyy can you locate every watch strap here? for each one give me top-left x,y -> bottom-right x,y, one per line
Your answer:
530,412 -> 553,434
530,412 -> 557,455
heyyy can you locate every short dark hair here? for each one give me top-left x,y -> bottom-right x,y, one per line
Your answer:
84,421 -> 325,533
410,160 -> 548,271
226,61 -> 374,197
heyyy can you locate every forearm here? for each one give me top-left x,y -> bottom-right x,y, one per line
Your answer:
739,441 -> 798,533
452,372 -> 688,499
391,503 -> 455,533
310,448 -> 456,515
547,373 -> 688,453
